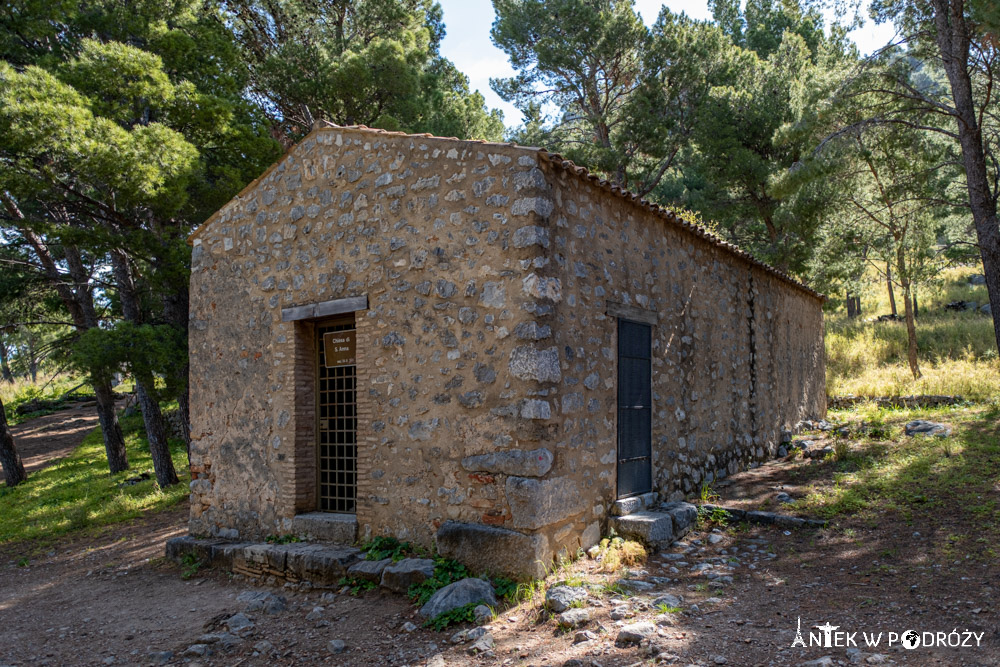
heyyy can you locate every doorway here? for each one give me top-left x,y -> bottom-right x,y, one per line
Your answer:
316,316 -> 357,513
616,319 -> 652,498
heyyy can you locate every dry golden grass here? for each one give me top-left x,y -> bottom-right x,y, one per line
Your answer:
825,265 -> 998,400
597,537 -> 647,573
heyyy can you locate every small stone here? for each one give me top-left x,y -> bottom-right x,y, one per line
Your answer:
402,621 -> 417,633
147,651 -> 173,665
223,612 -> 255,637
573,629 -> 597,644
237,590 -> 286,614
327,639 -> 346,654
381,558 -> 436,593
621,578 -> 655,591
653,594 -> 682,608
708,534 -> 724,545
183,644 -> 212,658
253,640 -> 273,654
610,605 -> 631,620
775,492 -> 794,503
451,626 -> 487,644
305,606 -> 325,622
799,658 -> 835,667
865,655 -> 889,664
617,621 -> 656,644
713,656 -> 728,665
545,585 -> 587,613
467,631 -> 495,655
557,608 -> 590,629
473,604 -> 493,625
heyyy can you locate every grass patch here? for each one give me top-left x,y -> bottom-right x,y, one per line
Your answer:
595,536 -> 646,573
0,412 -> 189,546
794,406 -> 1000,556
825,265 -> 999,400
0,375 -> 96,425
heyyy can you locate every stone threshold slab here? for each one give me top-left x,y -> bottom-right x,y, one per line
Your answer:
165,536 -> 362,587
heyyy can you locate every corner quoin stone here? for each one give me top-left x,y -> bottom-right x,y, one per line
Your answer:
505,476 -> 586,530
461,448 -> 554,477
436,521 -> 551,580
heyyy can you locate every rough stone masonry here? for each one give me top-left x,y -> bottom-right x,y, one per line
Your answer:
186,123 -> 826,579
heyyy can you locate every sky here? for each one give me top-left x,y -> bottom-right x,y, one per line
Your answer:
436,0 -> 898,129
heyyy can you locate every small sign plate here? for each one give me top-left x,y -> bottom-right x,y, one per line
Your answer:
323,330 -> 356,368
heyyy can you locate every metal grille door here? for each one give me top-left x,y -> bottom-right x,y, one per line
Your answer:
317,319 -> 357,513
617,319 -> 652,498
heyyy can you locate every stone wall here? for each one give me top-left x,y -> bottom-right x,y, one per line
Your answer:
536,154 -> 826,509
189,127 -> 590,570
188,124 -> 825,578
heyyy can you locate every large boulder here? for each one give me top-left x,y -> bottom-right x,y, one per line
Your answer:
435,521 -> 551,580
419,578 -> 497,619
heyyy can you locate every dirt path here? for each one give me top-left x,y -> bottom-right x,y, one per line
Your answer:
6,403 -> 101,476
0,418 -> 996,666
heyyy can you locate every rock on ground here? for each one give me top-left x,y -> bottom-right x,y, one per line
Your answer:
616,621 -> 656,644
381,558 -> 436,593
419,577 -> 498,619
545,585 -> 587,612
236,590 -> 286,614
904,420 -> 951,437
557,608 -> 590,628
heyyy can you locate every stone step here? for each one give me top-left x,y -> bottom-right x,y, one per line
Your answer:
609,501 -> 698,548
291,512 -> 357,544
165,536 -> 361,587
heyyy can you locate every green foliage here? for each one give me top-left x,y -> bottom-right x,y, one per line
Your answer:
265,534 -> 302,544
180,553 -> 202,579
223,0 -> 502,140
655,602 -> 681,614
361,535 -> 423,562
408,557 -> 471,606
0,413 -> 189,546
423,602 -> 478,631
337,575 -> 378,595
491,576 -> 518,601
697,505 -> 731,528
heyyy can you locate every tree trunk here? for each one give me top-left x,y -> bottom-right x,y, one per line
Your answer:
912,288 -> 918,319
898,252 -> 921,379
0,343 -> 13,383
854,296 -> 862,318
0,397 -> 27,487
93,378 -> 129,473
847,292 -> 857,318
887,263 -> 897,316
932,0 -> 1000,354
110,250 -> 178,487
135,371 -> 179,487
